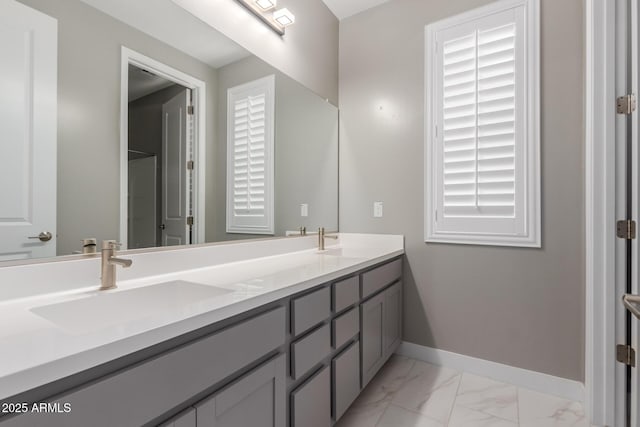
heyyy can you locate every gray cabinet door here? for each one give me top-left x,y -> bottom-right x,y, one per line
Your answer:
195,354 -> 286,427
291,366 -> 331,427
332,340 -> 360,421
360,291 -> 386,387
383,281 -> 402,357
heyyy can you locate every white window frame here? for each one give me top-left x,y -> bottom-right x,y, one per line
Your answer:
424,0 -> 540,247
226,75 -> 275,235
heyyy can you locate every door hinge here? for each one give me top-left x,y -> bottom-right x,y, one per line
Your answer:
187,216 -> 194,226
617,94 -> 636,114
617,344 -> 636,367
616,219 -> 636,239
187,160 -> 194,170
187,105 -> 194,115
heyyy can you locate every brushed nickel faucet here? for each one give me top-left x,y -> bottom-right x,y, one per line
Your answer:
318,227 -> 338,251
100,240 -> 132,290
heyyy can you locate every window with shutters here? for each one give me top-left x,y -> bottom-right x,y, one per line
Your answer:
226,75 -> 275,234
424,0 -> 540,247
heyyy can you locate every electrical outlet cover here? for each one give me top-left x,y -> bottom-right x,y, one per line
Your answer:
373,202 -> 383,218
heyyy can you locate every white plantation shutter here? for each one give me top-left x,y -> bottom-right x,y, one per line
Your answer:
233,95 -> 266,214
442,22 -> 517,217
227,75 -> 275,234
425,0 -> 540,247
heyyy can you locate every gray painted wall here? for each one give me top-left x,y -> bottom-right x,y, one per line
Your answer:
339,0 -> 585,381
172,0 -> 339,105
214,56 -> 339,242
17,0 -> 218,256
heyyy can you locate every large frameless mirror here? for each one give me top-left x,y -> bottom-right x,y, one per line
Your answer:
0,0 -> 338,264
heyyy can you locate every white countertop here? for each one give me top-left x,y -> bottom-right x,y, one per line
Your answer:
0,233 -> 403,401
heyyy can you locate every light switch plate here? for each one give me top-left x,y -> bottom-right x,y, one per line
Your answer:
300,203 -> 309,217
373,202 -> 383,218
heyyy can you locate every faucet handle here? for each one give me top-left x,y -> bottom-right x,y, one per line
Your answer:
102,240 -> 123,250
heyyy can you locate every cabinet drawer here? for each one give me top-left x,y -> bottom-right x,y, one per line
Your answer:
291,287 -> 331,336
195,354 -> 286,427
291,324 -> 331,379
291,366 -> 331,427
332,341 -> 360,421
332,276 -> 359,313
361,258 -> 401,299
332,306 -> 359,349
0,307 -> 286,427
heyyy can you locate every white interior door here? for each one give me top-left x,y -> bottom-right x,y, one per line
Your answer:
0,1 -> 57,261
128,156 -> 157,249
161,89 -> 191,246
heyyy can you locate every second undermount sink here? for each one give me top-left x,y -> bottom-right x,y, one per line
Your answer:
31,281 -> 233,334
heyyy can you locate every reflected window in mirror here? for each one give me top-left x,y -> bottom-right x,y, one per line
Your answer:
226,75 -> 276,235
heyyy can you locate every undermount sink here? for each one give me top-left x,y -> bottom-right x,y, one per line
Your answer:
30,281 -> 233,334
317,247 -> 366,259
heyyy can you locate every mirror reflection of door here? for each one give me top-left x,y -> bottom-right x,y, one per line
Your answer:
0,1 -> 57,261
127,64 -> 192,249
161,90 -> 191,246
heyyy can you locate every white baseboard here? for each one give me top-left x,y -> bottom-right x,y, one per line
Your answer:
396,341 -> 585,403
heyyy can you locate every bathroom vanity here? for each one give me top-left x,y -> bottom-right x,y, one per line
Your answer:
0,234 -> 403,426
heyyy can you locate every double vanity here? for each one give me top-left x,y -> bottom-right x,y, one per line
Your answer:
0,234 -> 404,426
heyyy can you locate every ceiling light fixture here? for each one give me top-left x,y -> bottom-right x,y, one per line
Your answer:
254,0 -> 276,11
234,0 -> 295,36
273,8 -> 295,27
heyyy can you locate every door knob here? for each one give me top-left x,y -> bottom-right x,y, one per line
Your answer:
623,293 -> 640,320
28,231 -> 53,242
159,224 -> 166,230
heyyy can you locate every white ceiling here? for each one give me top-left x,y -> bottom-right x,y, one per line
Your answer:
321,0 -> 392,20
77,0 -> 389,67
78,0 -> 250,69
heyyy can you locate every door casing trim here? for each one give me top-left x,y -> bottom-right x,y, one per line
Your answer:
119,47 -> 207,247
585,0 -> 627,425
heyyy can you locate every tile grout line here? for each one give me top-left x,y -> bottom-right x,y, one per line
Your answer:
386,402 -> 451,426
515,386 -> 520,426
372,400 -> 392,427
378,357 -> 417,422
445,370 -> 464,426
449,371 -> 522,425
372,356 -> 417,427
343,356 -> 588,427
395,356 -> 417,391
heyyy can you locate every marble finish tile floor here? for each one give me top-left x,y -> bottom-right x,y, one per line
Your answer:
336,355 -> 590,427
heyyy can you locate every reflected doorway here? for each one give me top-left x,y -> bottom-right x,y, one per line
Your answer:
127,65 -> 191,249
120,48 -> 206,250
